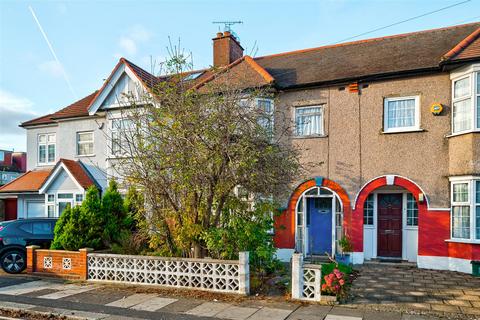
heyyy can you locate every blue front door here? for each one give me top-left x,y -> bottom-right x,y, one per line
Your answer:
307,198 -> 333,255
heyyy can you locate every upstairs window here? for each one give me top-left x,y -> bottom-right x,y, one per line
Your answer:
111,118 -> 134,156
38,133 -> 55,165
383,96 -> 420,133
77,131 -> 94,156
295,105 -> 324,136
450,178 -> 480,241
257,99 -> 274,133
451,65 -> 480,134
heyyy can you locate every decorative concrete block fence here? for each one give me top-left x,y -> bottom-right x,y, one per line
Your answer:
26,246 -> 92,280
87,252 -> 250,295
291,253 -> 322,301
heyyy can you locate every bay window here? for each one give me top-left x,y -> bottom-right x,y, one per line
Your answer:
451,64 -> 480,134
38,133 -> 56,165
450,178 -> 480,241
295,105 -> 324,136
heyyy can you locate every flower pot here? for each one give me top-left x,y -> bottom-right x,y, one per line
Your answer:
336,254 -> 351,265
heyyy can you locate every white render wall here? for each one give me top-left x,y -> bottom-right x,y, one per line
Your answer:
25,117 -> 108,190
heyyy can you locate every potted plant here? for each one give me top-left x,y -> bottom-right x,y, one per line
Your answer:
336,235 -> 353,265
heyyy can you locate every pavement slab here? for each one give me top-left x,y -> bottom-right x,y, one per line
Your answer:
130,297 -> 178,312
185,302 -> 231,317
325,315 -> 362,320
286,305 -> 332,320
214,305 -> 259,320
246,307 -> 293,320
106,293 -> 158,308
0,280 -> 63,295
39,285 -> 96,300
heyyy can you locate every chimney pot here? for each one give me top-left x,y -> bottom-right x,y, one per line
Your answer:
224,31 -> 231,36
216,32 -> 223,38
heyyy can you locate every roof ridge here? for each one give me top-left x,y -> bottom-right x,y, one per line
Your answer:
254,21 -> 480,61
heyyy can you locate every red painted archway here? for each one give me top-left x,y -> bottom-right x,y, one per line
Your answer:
352,175 -> 429,253
273,177 -> 352,250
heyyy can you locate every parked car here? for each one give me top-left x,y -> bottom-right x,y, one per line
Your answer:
0,218 -> 57,273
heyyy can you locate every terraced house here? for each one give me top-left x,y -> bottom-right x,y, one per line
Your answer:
1,22 -> 479,274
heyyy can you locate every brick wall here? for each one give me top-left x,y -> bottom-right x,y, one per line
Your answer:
26,246 -> 91,280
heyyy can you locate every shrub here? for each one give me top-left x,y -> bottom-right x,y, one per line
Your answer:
321,268 -> 347,297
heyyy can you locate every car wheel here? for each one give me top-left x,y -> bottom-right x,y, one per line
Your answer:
1,250 -> 26,274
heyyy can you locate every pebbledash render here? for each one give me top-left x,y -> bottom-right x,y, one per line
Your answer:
0,23 -> 479,274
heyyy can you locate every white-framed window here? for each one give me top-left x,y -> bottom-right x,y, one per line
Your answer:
363,194 -> 374,225
111,118 -> 134,156
257,98 -> 274,134
450,64 -> 480,134
450,178 -> 480,241
38,133 -> 56,165
77,131 -> 94,156
46,194 -> 55,217
406,193 -> 418,226
383,96 -> 420,133
295,105 -> 324,136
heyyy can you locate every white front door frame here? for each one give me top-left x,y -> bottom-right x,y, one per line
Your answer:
295,186 -> 343,257
370,189 -> 418,261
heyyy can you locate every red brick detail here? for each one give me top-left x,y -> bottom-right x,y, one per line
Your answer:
26,246 -> 91,280
213,32 -> 244,67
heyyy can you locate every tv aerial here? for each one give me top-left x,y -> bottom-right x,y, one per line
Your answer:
212,21 -> 243,40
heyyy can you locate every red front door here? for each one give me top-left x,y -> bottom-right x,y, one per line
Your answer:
377,194 -> 402,258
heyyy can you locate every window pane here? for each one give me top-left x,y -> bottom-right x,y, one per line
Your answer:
386,98 -> 416,129
453,183 -> 469,202
76,194 -> 83,202
47,205 -> 55,218
58,193 -> 73,199
48,144 -> 55,162
407,193 -> 418,226
39,145 -> 46,163
476,206 -> 480,240
477,96 -> 480,129
47,194 -> 55,202
452,206 -> 470,239
453,99 -> 472,132
38,135 -> 46,143
295,106 -> 323,136
477,181 -> 480,204
78,132 -> 93,142
33,222 -> 52,235
363,194 -> 374,225
26,202 -> 45,218
454,77 -> 470,98
48,134 -> 56,143
78,142 -> 94,156
297,197 -> 303,213
258,99 -> 272,113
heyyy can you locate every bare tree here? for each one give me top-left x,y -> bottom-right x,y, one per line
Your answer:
108,47 -> 302,258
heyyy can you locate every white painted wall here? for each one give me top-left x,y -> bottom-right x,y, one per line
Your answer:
17,194 -> 45,219
418,255 -> 472,274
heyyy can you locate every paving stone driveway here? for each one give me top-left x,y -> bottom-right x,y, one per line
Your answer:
347,263 -> 480,318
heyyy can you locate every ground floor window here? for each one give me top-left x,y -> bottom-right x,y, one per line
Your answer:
450,178 -> 480,241
44,192 -> 85,217
26,201 -> 45,218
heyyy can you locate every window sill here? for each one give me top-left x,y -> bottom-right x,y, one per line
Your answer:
292,134 -> 328,139
445,239 -> 480,245
37,163 -> 56,167
445,130 -> 480,138
75,154 -> 96,158
382,128 -> 425,134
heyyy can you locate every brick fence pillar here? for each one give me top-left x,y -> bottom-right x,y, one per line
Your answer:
78,248 -> 93,281
239,251 -> 249,295
26,245 -> 40,273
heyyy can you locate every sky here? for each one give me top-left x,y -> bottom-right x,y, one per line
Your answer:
0,0 -> 479,152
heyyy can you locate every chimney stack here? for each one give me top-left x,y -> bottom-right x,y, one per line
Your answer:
212,31 -> 244,67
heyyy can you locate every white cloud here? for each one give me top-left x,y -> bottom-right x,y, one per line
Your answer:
38,60 -> 64,78
117,25 -> 153,58
119,37 -> 137,55
0,89 -> 36,151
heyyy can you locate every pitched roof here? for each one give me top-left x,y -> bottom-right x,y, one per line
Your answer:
21,91 -> 98,127
0,170 -> 52,193
443,27 -> 480,62
21,22 -> 480,126
58,159 -> 96,189
254,22 -> 480,88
